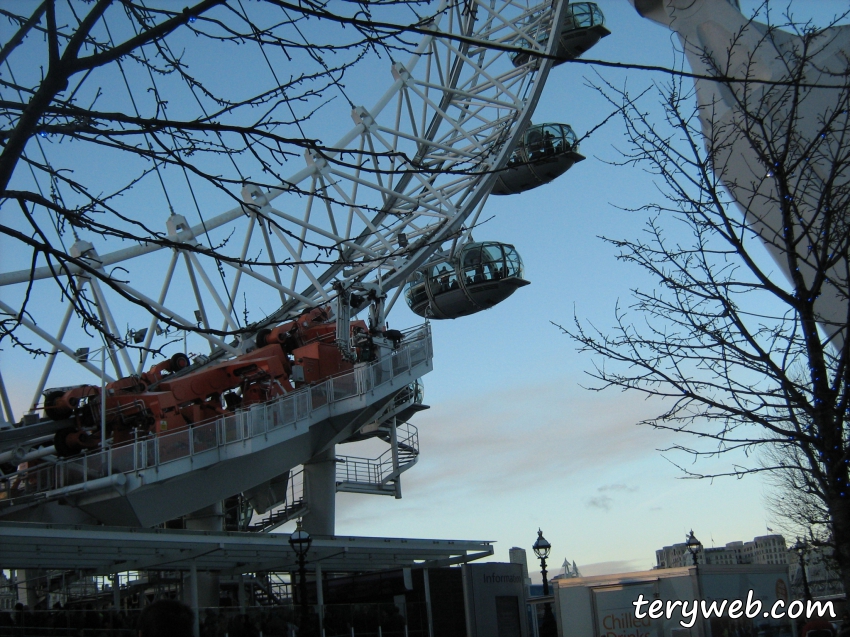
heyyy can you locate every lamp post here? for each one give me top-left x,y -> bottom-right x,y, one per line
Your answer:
792,538 -> 811,601
289,520 -> 312,634
686,531 -> 704,637
533,529 -> 556,637
685,530 -> 701,567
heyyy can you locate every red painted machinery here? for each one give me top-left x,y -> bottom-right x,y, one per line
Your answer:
45,307 -> 372,457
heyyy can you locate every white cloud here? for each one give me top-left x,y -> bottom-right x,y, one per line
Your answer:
585,495 -> 613,511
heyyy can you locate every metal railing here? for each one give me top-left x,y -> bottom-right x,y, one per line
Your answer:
0,326 -> 431,506
337,422 -> 419,486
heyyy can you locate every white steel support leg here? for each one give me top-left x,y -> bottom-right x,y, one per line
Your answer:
181,252 -> 211,351
137,250 -> 180,374
220,215 -> 257,332
185,503 -> 222,615
29,283 -> 82,410
258,217 -> 288,305
0,370 -> 14,424
186,253 -> 240,332
88,276 -> 135,374
87,278 -> 129,378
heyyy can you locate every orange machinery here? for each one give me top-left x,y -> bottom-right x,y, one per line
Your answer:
45,307 -> 371,457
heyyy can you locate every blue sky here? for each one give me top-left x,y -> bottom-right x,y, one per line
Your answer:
330,0 -> 850,578
2,0 -> 848,578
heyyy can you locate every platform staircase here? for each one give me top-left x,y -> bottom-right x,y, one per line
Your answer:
247,468 -> 307,533
250,573 -> 291,606
245,418 -> 420,532
336,421 -> 419,497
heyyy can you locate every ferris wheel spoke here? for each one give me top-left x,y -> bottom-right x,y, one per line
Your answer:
222,259 -> 315,307
413,78 -> 519,111
0,296 -> 112,383
185,252 -> 242,333
267,222 -> 334,304
287,185 -> 318,294
181,252 -> 213,351
138,249 -> 181,374
266,206 -> 384,260
473,0 -> 547,45
342,134 -> 369,240
110,277 -> 240,356
325,161 -> 455,219
362,133 -> 390,200
256,218 -> 288,306
29,291 -> 81,410
87,277 -> 133,376
217,214 -> 258,335
404,85 -> 490,156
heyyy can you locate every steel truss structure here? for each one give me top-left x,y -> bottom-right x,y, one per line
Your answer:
1,0 -> 568,413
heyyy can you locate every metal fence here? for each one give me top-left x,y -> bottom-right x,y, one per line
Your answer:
0,326 -> 431,506
0,601 -> 430,637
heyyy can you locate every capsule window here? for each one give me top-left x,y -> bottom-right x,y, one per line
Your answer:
405,272 -> 428,306
429,263 -> 458,295
565,2 -> 605,30
503,245 -> 523,278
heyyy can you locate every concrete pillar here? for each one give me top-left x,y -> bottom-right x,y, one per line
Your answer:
316,564 -> 324,637
423,568 -> 434,637
183,503 -> 223,610
189,564 -> 200,637
237,574 -> 247,613
17,569 -> 39,607
185,502 -> 224,531
112,573 -> 121,610
302,446 -> 336,535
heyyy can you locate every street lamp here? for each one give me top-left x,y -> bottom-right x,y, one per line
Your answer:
289,520 -> 312,633
792,538 -> 811,601
685,530 -> 701,567
533,529 -> 556,637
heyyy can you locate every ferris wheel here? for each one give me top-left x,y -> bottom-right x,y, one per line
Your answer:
0,0 -> 608,420
0,0 -> 608,530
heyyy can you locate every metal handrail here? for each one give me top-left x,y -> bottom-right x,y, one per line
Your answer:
336,423 -> 419,486
0,326 -> 432,505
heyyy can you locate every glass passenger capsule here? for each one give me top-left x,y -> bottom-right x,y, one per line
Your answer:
511,2 -> 610,68
404,242 -> 530,320
492,123 -> 584,195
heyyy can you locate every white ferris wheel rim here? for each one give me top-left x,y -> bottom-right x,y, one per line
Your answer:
0,0 -> 568,410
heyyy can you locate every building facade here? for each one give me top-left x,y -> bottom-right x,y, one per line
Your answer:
655,535 -> 790,569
